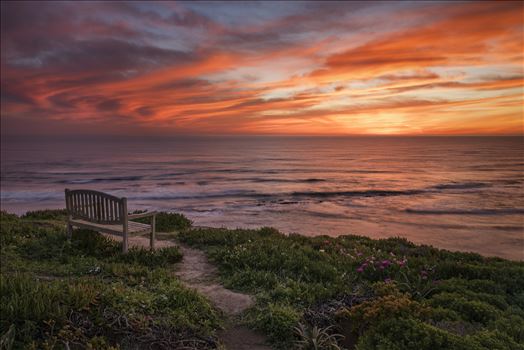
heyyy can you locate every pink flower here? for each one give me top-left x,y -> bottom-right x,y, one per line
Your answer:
357,266 -> 364,273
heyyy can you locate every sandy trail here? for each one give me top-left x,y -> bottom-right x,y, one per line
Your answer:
104,234 -> 271,350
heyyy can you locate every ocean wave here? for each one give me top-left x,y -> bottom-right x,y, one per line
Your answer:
56,176 -> 143,184
2,186 -> 427,203
56,179 -> 97,184
125,188 -> 425,201
290,189 -> 424,198
405,208 -> 524,216
431,182 -> 489,190
128,189 -> 261,200
249,177 -> 326,183
1,191 -> 61,202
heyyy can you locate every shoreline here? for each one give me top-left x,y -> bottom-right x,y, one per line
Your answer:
7,206 -> 522,261
189,223 -> 524,262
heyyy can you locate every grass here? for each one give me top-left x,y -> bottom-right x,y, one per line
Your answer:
131,210 -> 192,232
2,210 -> 524,349
0,211 -> 220,349
178,227 -> 524,349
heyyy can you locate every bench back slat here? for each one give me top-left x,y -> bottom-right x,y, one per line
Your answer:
65,189 -> 126,224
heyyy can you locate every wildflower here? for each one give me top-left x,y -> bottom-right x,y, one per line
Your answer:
397,258 -> 407,267
381,259 -> 392,267
384,278 -> 392,283
357,266 -> 364,273
319,249 -> 325,253
357,252 -> 363,256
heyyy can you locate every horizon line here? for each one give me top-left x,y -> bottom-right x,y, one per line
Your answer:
2,133 -> 523,141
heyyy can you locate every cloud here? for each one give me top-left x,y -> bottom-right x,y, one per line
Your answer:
311,2 -> 523,81
1,1 -> 522,137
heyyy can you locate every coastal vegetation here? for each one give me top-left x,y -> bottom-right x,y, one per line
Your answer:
1,209 -> 523,349
178,227 -> 524,349
0,210 -> 217,349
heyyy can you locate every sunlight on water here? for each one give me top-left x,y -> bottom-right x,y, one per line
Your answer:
1,136 -> 523,259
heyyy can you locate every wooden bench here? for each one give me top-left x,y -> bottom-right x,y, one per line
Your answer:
65,189 -> 156,253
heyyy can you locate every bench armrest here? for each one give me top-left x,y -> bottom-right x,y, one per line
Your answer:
128,211 -> 158,219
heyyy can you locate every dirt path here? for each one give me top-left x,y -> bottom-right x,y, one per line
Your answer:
106,234 -> 271,350
174,243 -> 255,315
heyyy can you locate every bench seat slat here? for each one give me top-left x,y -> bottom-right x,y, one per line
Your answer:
70,219 -> 151,236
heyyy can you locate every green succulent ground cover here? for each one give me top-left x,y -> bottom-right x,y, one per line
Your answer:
2,209 -> 523,349
0,210 -> 219,349
178,227 -> 524,350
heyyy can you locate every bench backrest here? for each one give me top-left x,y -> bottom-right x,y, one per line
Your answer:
65,189 -> 127,224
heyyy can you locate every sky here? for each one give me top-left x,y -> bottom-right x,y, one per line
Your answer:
1,1 -> 523,137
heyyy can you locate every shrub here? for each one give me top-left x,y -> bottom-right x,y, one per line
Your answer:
354,317 -> 474,350
437,278 -> 505,296
71,229 -> 183,267
0,211 -> 57,246
132,211 -> 192,232
467,330 -> 524,350
490,313 -> 524,343
428,293 -> 501,324
179,227 -> 262,247
0,274 -> 99,345
337,294 -> 429,335
21,209 -> 68,221
248,303 -> 301,345
118,246 -> 183,267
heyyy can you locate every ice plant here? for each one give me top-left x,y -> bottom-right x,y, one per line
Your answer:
381,259 -> 392,268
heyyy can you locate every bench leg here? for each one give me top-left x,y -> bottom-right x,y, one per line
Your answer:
123,229 -> 129,253
150,215 -> 156,250
67,223 -> 73,240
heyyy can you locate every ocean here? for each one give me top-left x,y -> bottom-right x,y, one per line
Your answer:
1,136 -> 523,260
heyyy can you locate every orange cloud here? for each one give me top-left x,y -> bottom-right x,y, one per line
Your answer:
311,2 -> 523,83
1,1 -> 523,136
